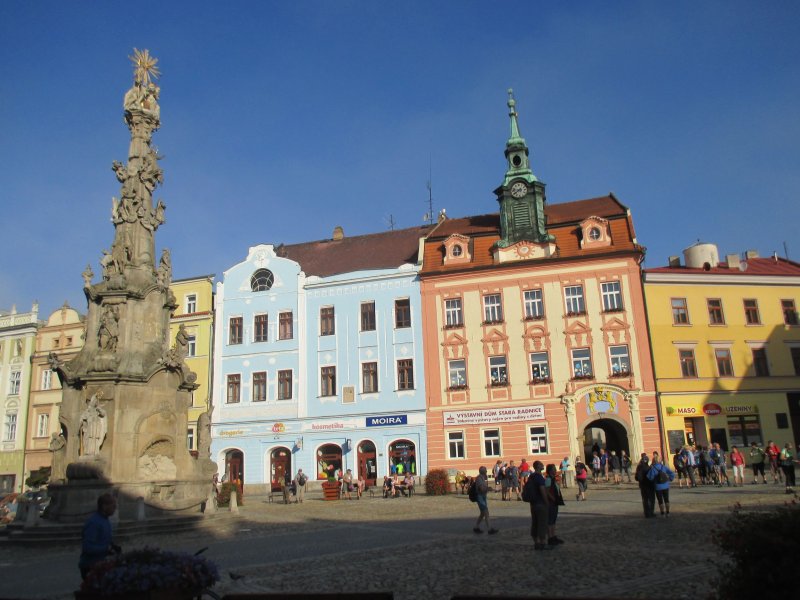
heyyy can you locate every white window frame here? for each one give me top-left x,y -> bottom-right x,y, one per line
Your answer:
523,289 -> 544,319
9,371 -> 21,396
564,285 -> 585,315
187,335 -> 196,357
529,425 -> 548,455
41,369 -> 53,391
36,413 -> 49,438
571,348 -> 593,378
489,355 -> 508,386
185,294 -> 197,314
445,298 -> 463,327
448,430 -> 465,459
601,281 -> 623,312
530,351 -> 551,383
609,344 -> 631,376
4,413 -> 17,442
482,428 -> 501,457
483,294 -> 503,323
448,359 -> 467,389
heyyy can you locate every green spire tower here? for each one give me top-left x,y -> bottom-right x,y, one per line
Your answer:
495,89 -> 553,247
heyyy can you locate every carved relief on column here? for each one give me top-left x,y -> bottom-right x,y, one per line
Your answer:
560,394 -> 581,463
624,390 -> 643,459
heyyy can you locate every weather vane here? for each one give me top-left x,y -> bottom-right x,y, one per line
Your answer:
129,48 -> 161,86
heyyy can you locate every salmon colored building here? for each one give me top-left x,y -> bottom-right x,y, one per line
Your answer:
420,92 -> 660,476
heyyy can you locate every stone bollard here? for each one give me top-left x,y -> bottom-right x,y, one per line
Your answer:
135,497 -> 146,521
204,489 -> 217,515
25,501 -> 40,527
229,489 -> 239,514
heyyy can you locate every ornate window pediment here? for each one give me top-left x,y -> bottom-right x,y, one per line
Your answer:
442,234 -> 471,265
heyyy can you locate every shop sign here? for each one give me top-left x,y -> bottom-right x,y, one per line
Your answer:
219,430 -> 245,437
666,406 -> 698,415
726,405 -> 757,414
271,423 -> 285,433
366,414 -> 407,427
703,403 -> 722,416
644,416 -> 656,423
310,422 -> 346,431
443,404 -> 545,426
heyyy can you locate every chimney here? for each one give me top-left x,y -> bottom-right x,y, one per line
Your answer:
332,226 -> 344,241
668,256 -> 681,267
726,254 -> 740,270
745,249 -> 759,259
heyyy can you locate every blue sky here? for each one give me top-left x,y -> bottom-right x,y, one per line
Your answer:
2,1 -> 799,317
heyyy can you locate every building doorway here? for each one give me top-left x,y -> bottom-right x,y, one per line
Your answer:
388,439 -> 416,475
317,443 -> 342,480
270,446 -> 292,489
357,440 -> 377,486
684,417 -> 709,448
583,419 -> 629,461
224,450 -> 244,486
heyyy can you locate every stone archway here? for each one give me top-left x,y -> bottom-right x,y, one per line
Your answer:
582,418 -> 630,461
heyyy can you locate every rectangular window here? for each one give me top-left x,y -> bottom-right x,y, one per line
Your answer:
185,294 -> 197,314
361,302 -> 376,332
707,299 -> 725,325
483,294 -> 503,323
752,348 -> 769,376
187,428 -> 195,451
679,349 -> 698,377
601,281 -> 623,312
445,298 -> 463,327
782,299 -> 799,325
254,314 -> 268,343
448,431 -> 465,459
279,312 -> 293,340
489,355 -> 508,386
252,371 -> 267,402
321,366 -> 336,396
571,348 -> 593,379
743,299 -> 760,325
362,362 -> 378,393
395,299 -> 411,328
320,307 -> 335,336
36,413 -> 49,438
9,371 -> 21,396
448,359 -> 467,389
530,352 -> 551,383
564,285 -> 585,315
228,317 -> 243,345
727,415 -> 762,447
187,335 -> 196,357
672,298 -> 690,325
278,370 -> 293,400
715,348 -> 734,377
4,413 -> 17,442
609,345 -> 631,376
792,347 -> 800,376
523,289 -> 544,320
41,369 -> 53,391
65,336 -> 73,347
226,374 -> 241,404
529,425 -> 548,455
483,429 -> 501,457
397,359 -> 414,390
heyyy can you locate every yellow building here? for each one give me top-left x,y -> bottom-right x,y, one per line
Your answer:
24,303 -> 85,481
643,244 -> 800,455
169,275 -> 215,452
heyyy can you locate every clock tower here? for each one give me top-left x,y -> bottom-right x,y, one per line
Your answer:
494,89 -> 553,247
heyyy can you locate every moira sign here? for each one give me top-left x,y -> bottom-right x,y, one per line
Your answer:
366,414 -> 408,427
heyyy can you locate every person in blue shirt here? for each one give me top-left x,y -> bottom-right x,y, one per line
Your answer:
79,493 -> 119,579
647,457 -> 675,517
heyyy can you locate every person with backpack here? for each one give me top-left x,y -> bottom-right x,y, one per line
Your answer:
647,456 -> 675,517
673,448 -> 687,488
544,464 -> 565,546
749,442 -> 768,484
471,466 -> 498,534
522,460 -> 550,550
635,453 -> 656,518
295,468 -> 307,503
574,456 -> 588,501
715,444 -> 730,487
780,443 -> 796,493
620,450 -> 632,483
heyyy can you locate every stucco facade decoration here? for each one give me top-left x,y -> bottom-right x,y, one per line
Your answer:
643,246 -> 800,454
211,227 -> 430,493
0,303 -> 40,493
24,304 -> 85,480
420,94 -> 659,476
169,276 -> 215,453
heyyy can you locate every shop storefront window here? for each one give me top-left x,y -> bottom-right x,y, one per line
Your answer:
388,440 -> 416,474
727,415 -> 762,447
317,444 -> 342,480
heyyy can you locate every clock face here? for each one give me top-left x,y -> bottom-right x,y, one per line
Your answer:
510,182 -> 527,198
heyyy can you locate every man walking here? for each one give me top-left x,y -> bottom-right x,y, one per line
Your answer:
473,466 -> 498,535
79,493 -> 120,580
635,453 -> 656,518
295,468 -> 307,503
749,442 -> 768,484
523,460 -> 550,550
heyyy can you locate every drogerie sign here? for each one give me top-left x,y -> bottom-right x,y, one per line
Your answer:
442,404 -> 545,426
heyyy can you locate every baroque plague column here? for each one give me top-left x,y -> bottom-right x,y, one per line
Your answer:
46,51 -> 216,521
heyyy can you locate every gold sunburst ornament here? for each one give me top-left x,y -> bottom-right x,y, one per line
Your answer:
129,48 -> 161,86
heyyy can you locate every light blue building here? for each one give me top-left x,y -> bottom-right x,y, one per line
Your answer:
211,226 -> 430,492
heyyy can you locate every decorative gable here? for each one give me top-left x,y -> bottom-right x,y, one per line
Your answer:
579,216 -> 612,249
442,234 -> 471,266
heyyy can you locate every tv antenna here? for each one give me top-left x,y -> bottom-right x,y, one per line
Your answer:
385,214 -> 396,231
424,158 -> 434,223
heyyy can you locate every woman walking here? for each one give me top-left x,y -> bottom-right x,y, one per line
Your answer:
591,451 -> 601,484
648,456 -> 675,517
730,446 -> 746,486
780,443 -> 796,493
574,456 -> 588,501
544,464 -> 565,546
767,441 -> 783,484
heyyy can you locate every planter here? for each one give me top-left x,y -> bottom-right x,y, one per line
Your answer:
321,480 -> 340,501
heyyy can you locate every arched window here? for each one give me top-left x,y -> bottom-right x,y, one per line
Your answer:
250,269 -> 274,292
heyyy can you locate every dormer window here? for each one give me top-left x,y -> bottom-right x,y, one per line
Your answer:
251,269 -> 274,291
443,234 -> 471,265
452,244 -> 463,257
589,227 -> 601,241
579,217 -> 611,249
